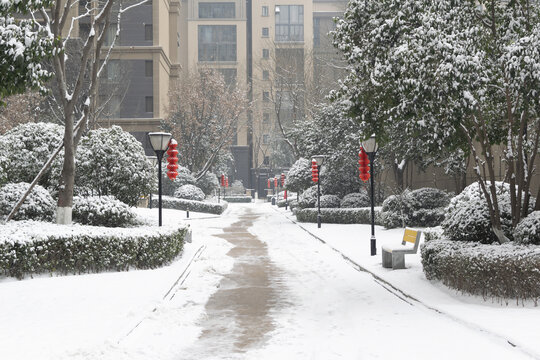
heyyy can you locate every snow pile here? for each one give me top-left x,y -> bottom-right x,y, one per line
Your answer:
174,184 -> 205,202
73,196 -> 136,227
0,182 -> 55,221
514,211 -> 540,245
0,220 -> 188,279
421,239 -> 540,304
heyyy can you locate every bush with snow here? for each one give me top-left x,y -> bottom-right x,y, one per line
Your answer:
223,196 -> 252,203
421,240 -> 540,304
196,172 -> 219,195
151,195 -> 227,215
229,180 -> 245,195
514,211 -> 540,245
285,158 -> 312,193
441,182 -> 534,243
340,192 -> 370,208
320,195 -> 341,208
0,123 -> 64,191
72,196 -> 136,227
0,221 -> 188,279
0,182 -> 55,221
297,185 -> 320,209
380,188 -> 450,229
76,126 -> 155,206
162,166 -> 196,196
174,184 -> 205,201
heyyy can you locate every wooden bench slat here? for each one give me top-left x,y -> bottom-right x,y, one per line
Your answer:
403,229 -> 418,243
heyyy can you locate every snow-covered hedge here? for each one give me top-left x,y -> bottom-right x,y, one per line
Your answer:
75,126 -> 155,206
174,184 -> 205,202
340,192 -> 370,208
441,182 -> 534,243
223,196 -> 252,203
151,196 -> 227,215
229,180 -> 245,195
320,195 -> 341,208
0,123 -> 64,191
421,240 -> 540,304
296,207 -> 383,225
285,158 -> 312,193
0,221 -> 188,279
72,196 -> 136,227
0,183 -> 55,221
381,188 -> 450,229
514,211 -> 540,245
297,185 -> 320,209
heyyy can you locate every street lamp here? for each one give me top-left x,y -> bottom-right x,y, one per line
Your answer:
362,134 -> 378,256
146,155 -> 158,209
312,155 -> 326,228
148,132 -> 172,226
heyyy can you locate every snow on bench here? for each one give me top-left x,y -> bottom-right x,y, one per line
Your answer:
382,228 -> 422,270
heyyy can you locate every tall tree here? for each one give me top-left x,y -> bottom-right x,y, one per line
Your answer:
332,0 -> 540,243
163,68 -> 249,179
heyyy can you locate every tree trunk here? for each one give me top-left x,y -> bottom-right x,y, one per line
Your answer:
57,113 -> 75,224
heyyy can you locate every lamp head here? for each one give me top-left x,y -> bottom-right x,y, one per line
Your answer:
312,155 -> 326,166
148,132 -> 172,152
361,134 -> 378,153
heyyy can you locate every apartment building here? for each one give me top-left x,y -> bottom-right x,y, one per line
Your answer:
94,0 -> 347,191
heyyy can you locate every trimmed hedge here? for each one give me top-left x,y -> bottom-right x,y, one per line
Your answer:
152,196 -> 227,214
73,196 -> 136,227
296,207 -> 383,225
222,196 -> 252,203
0,221 -> 188,279
421,240 -> 540,304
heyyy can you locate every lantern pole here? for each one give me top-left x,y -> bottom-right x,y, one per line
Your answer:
368,152 -> 376,255
317,165 -> 321,228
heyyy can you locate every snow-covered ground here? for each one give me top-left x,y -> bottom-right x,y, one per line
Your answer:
0,203 -> 539,359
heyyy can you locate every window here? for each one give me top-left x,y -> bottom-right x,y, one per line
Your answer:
262,48 -> 269,59
263,134 -> 270,144
103,60 -> 120,80
275,5 -> 303,42
263,156 -> 270,165
263,91 -> 270,102
145,24 -> 153,41
262,6 -> 268,16
199,2 -> 235,18
263,70 -> 269,80
145,96 -> 153,113
262,27 -> 269,37
145,60 -> 153,77
198,25 -> 237,61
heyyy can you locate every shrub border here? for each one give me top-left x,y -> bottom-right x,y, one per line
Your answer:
296,207 -> 383,225
152,196 -> 228,214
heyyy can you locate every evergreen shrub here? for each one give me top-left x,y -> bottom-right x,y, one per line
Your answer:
296,207 -> 382,225
421,240 -> 540,304
174,184 -> 205,201
340,192 -> 370,208
152,196 -> 227,214
320,195 -> 341,208
73,196 -> 136,227
0,221 -> 188,279
514,211 -> 540,245
0,182 -> 55,221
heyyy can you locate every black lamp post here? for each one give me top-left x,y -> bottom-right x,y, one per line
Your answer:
148,132 -> 171,226
312,154 -> 326,228
146,155 -> 158,209
362,135 -> 378,255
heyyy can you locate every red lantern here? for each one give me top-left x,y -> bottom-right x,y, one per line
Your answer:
225,177 -> 229,187
311,160 -> 319,183
267,178 -> 271,188
221,174 -> 225,186
358,147 -> 371,182
281,173 -> 285,186
274,177 -> 278,188
166,139 -> 179,180
284,190 -> 287,199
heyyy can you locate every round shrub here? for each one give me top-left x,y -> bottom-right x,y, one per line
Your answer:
196,172 -> 219,195
162,165 -> 196,196
297,185 -> 320,209
72,196 -> 136,227
514,211 -> 540,245
340,192 -> 370,208
441,182 -> 528,243
409,188 -> 451,209
0,182 -> 55,221
230,180 -> 245,195
0,123 -> 64,190
174,184 -> 205,201
76,126 -> 155,206
285,158 -> 312,193
320,195 -> 341,208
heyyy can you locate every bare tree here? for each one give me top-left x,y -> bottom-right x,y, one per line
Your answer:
163,68 -> 250,180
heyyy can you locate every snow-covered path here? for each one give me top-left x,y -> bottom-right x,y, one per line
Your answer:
0,203 -> 536,359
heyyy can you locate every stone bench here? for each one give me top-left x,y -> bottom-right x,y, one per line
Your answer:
382,228 -> 422,270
